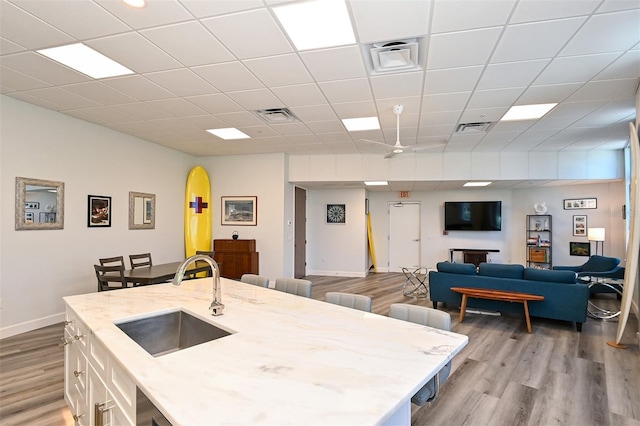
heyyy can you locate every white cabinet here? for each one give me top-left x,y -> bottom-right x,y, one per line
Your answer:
64,307 -> 136,425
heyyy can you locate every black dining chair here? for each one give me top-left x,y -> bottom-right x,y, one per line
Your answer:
94,264 -> 128,292
129,253 -> 152,269
99,256 -> 125,268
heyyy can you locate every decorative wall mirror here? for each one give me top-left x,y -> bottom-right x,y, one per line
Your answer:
129,191 -> 155,230
15,177 -> 65,230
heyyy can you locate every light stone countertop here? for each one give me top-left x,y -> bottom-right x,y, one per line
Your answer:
64,278 -> 468,425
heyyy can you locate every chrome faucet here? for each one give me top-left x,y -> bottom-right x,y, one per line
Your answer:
172,254 -> 224,316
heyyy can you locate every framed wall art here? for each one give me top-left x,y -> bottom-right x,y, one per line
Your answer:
222,196 -> 257,226
326,204 -> 346,224
563,198 -> 597,210
573,215 -> 587,236
88,195 -> 111,227
569,241 -> 591,256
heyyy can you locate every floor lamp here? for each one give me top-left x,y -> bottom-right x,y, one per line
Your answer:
588,228 -> 605,256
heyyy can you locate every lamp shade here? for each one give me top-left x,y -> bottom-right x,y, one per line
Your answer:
588,227 -> 605,242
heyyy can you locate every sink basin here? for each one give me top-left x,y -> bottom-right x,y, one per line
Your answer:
116,310 -> 231,357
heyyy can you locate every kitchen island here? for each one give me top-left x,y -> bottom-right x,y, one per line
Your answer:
64,278 -> 468,425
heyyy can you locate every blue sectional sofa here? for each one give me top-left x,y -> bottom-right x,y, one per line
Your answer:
429,262 -> 590,331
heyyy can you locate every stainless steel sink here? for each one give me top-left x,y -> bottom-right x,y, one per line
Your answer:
116,310 -> 231,357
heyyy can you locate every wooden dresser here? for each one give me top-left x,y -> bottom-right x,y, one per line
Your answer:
213,239 -> 259,279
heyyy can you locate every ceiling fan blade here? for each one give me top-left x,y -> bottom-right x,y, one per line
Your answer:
360,138 -> 393,149
384,151 -> 397,159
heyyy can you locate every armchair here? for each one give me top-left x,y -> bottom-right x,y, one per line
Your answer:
553,255 -> 623,295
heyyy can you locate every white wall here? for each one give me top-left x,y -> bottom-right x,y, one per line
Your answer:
306,188 -> 368,276
1,96 -> 195,338
201,153 -> 289,282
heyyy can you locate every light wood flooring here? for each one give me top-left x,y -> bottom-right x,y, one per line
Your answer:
1,272 -> 638,425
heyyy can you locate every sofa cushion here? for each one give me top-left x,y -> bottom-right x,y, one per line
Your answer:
579,255 -> 620,272
523,268 -> 577,284
478,263 -> 524,279
436,262 -> 477,275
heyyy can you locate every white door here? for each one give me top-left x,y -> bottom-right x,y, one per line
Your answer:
388,202 -> 421,272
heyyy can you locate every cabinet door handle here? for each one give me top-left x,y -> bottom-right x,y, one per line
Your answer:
59,337 -> 74,347
72,413 -> 84,423
74,334 -> 85,341
73,370 -> 84,378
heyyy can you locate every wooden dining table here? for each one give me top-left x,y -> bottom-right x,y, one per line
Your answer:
124,261 -> 212,286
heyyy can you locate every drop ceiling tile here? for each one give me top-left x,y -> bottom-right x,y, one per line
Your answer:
370,72 -> 424,99
421,92 -> 471,112
292,104 -> 338,122
376,97 -> 422,116
299,46 -> 367,82
192,62 -> 264,92
419,110 -> 462,126
65,106 -> 136,125
431,0 -> 516,33
1,37 -> 25,55
560,9 -> 640,56
318,78 -> 373,103
20,87 -> 99,110
182,115 -> 229,130
16,0 -> 131,40
111,102 -> 173,121
102,76 -> 175,101
216,110 -> 264,127
350,0 -> 430,43
7,91 -> 63,110
109,120 -> 167,135
305,121 -> 346,134
467,87 -> 526,109
459,106 -> 509,122
186,93 -> 244,115
272,122 -> 312,136
0,66 -> 49,91
595,50 -> 640,80
534,52 -> 620,85
0,1 -> 74,49
236,125 -> 280,138
510,0 -> 600,23
146,98 -> 208,118
180,0 -> 263,18
140,22 -> 234,67
427,27 -> 502,70
490,120 -> 535,133
61,81 -> 137,105
424,65 -> 484,94
95,0 -> 192,29
144,69 -> 219,97
572,99 -> 636,127
491,17 -> 586,63
1,52 -> 90,85
477,59 -> 550,90
147,117 -> 200,132
87,33 -> 183,74
272,84 -> 326,107
226,88 -> 283,110
316,132 -> 351,143
243,54 -> 313,87
565,78 -> 639,102
202,9 -> 293,59
332,100 -> 377,118
418,124 -> 456,137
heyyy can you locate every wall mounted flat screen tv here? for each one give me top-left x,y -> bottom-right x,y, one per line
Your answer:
444,201 -> 502,231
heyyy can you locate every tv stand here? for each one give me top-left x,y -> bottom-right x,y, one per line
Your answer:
449,248 -> 500,266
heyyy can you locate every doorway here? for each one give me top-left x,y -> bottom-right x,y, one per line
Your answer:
294,187 -> 307,278
388,202 -> 421,272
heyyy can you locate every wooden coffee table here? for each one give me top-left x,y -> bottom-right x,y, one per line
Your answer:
451,287 -> 544,333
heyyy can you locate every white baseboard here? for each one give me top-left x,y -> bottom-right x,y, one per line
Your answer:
0,312 -> 65,340
307,269 -> 369,278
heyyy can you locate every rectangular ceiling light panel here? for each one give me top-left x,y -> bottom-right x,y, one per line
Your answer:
342,117 -> 380,131
273,0 -> 355,51
500,103 -> 557,121
207,128 -> 250,140
463,181 -> 492,187
37,43 -> 134,79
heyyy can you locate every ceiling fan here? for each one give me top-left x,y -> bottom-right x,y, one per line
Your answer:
360,105 -> 443,158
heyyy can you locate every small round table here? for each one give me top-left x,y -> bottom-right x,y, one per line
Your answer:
584,279 -> 623,320
401,267 -> 429,298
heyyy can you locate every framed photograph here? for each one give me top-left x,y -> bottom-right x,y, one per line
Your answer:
570,241 -> 591,256
326,204 -> 346,224
25,201 -> 40,209
563,198 -> 597,210
222,196 -> 257,226
88,195 -> 111,227
573,215 -> 587,236
25,212 -> 34,223
39,212 -> 56,223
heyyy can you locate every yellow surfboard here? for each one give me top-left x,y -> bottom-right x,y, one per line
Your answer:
185,166 -> 212,258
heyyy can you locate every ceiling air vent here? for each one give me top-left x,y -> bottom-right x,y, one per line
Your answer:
254,108 -> 299,124
456,122 -> 493,134
367,38 -> 422,74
